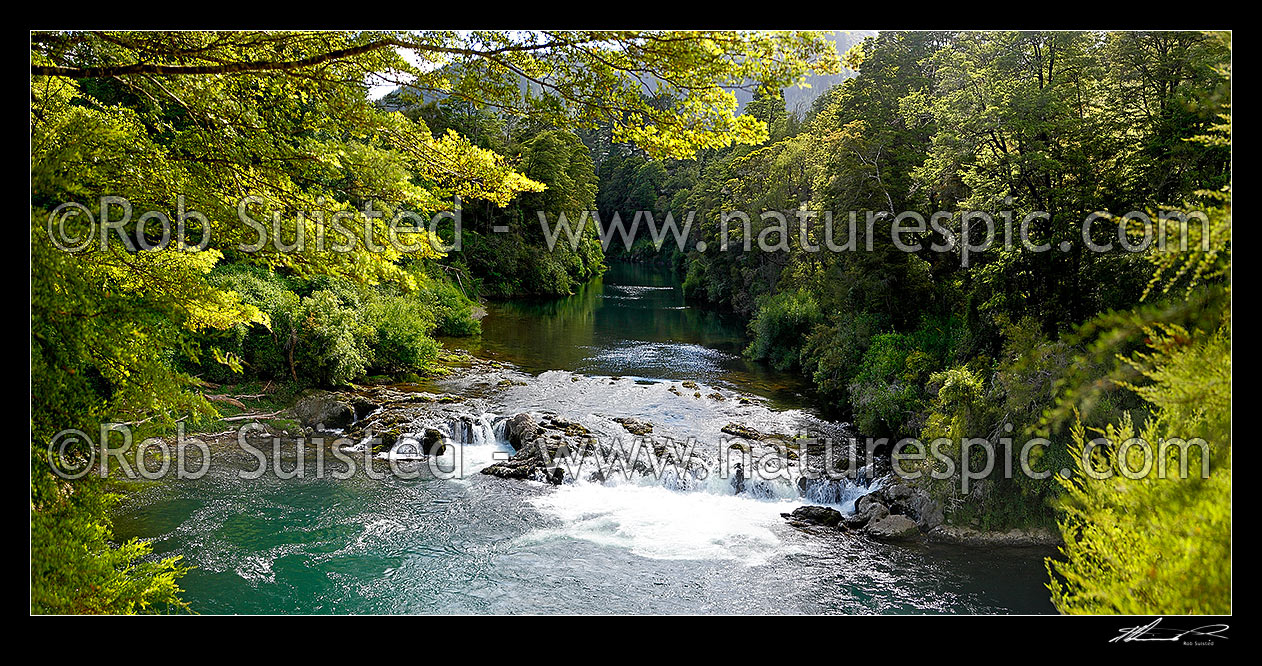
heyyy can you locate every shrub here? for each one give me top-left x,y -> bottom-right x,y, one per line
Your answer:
293,287 -> 374,386
848,333 -> 926,438
744,289 -> 822,370
368,292 -> 440,373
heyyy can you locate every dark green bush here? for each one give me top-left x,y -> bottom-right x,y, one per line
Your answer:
744,289 -> 822,370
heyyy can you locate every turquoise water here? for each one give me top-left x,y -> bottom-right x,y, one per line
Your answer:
112,263 -> 1056,614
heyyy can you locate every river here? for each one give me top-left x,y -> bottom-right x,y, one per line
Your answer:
111,263 -> 1056,614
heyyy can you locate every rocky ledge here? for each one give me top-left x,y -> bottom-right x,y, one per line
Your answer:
783,479 -> 1061,547
479,412 -> 593,483
925,525 -> 1063,547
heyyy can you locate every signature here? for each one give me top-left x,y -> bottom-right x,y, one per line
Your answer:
1111,618 -> 1229,644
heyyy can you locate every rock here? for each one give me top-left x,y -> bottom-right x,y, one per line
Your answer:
293,394 -> 355,430
481,458 -> 537,480
420,428 -> 447,456
613,417 -> 653,436
351,399 -> 379,422
865,514 -> 920,541
731,463 -> 746,494
721,422 -> 764,440
547,467 -> 565,486
370,429 -> 399,453
874,483 -> 944,530
926,525 -> 1063,547
681,381 -> 698,389
907,492 -> 945,530
552,419 -> 590,437
855,493 -> 887,516
783,505 -> 842,528
845,494 -> 890,529
505,413 -> 541,451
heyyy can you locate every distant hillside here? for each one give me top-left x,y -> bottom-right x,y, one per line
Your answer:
733,30 -> 874,115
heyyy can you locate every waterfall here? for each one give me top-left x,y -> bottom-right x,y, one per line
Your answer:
800,476 -> 881,514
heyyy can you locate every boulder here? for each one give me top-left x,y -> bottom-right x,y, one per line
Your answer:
371,429 -> 399,453
865,514 -> 920,541
505,413 -> 541,451
906,491 -> 945,530
293,394 -> 355,430
481,458 -> 538,480
420,428 -> 447,456
844,494 -> 890,529
875,483 -> 944,530
782,505 -> 843,528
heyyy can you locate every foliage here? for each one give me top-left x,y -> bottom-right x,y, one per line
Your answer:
1047,55 -> 1231,612
743,289 -> 822,370
31,29 -> 837,612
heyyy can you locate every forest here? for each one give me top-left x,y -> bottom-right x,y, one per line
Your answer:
31,30 -> 1229,615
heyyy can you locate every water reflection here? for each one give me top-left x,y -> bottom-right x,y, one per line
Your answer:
445,263 -> 815,411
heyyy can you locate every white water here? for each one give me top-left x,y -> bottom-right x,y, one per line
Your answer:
525,482 -> 806,565
358,399 -> 882,567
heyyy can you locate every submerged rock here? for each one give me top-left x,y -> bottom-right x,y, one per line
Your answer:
613,417 -> 653,436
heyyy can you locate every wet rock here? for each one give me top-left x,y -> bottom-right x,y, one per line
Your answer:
370,429 -> 399,453
505,413 -> 541,451
293,393 -> 355,430
547,467 -> 565,486
613,417 -> 653,436
481,458 -> 538,480
721,422 -> 765,440
865,514 -> 920,541
681,381 -> 698,389
420,428 -> 447,456
782,505 -> 843,528
351,399 -> 379,422
844,494 -> 890,529
543,416 -> 590,437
